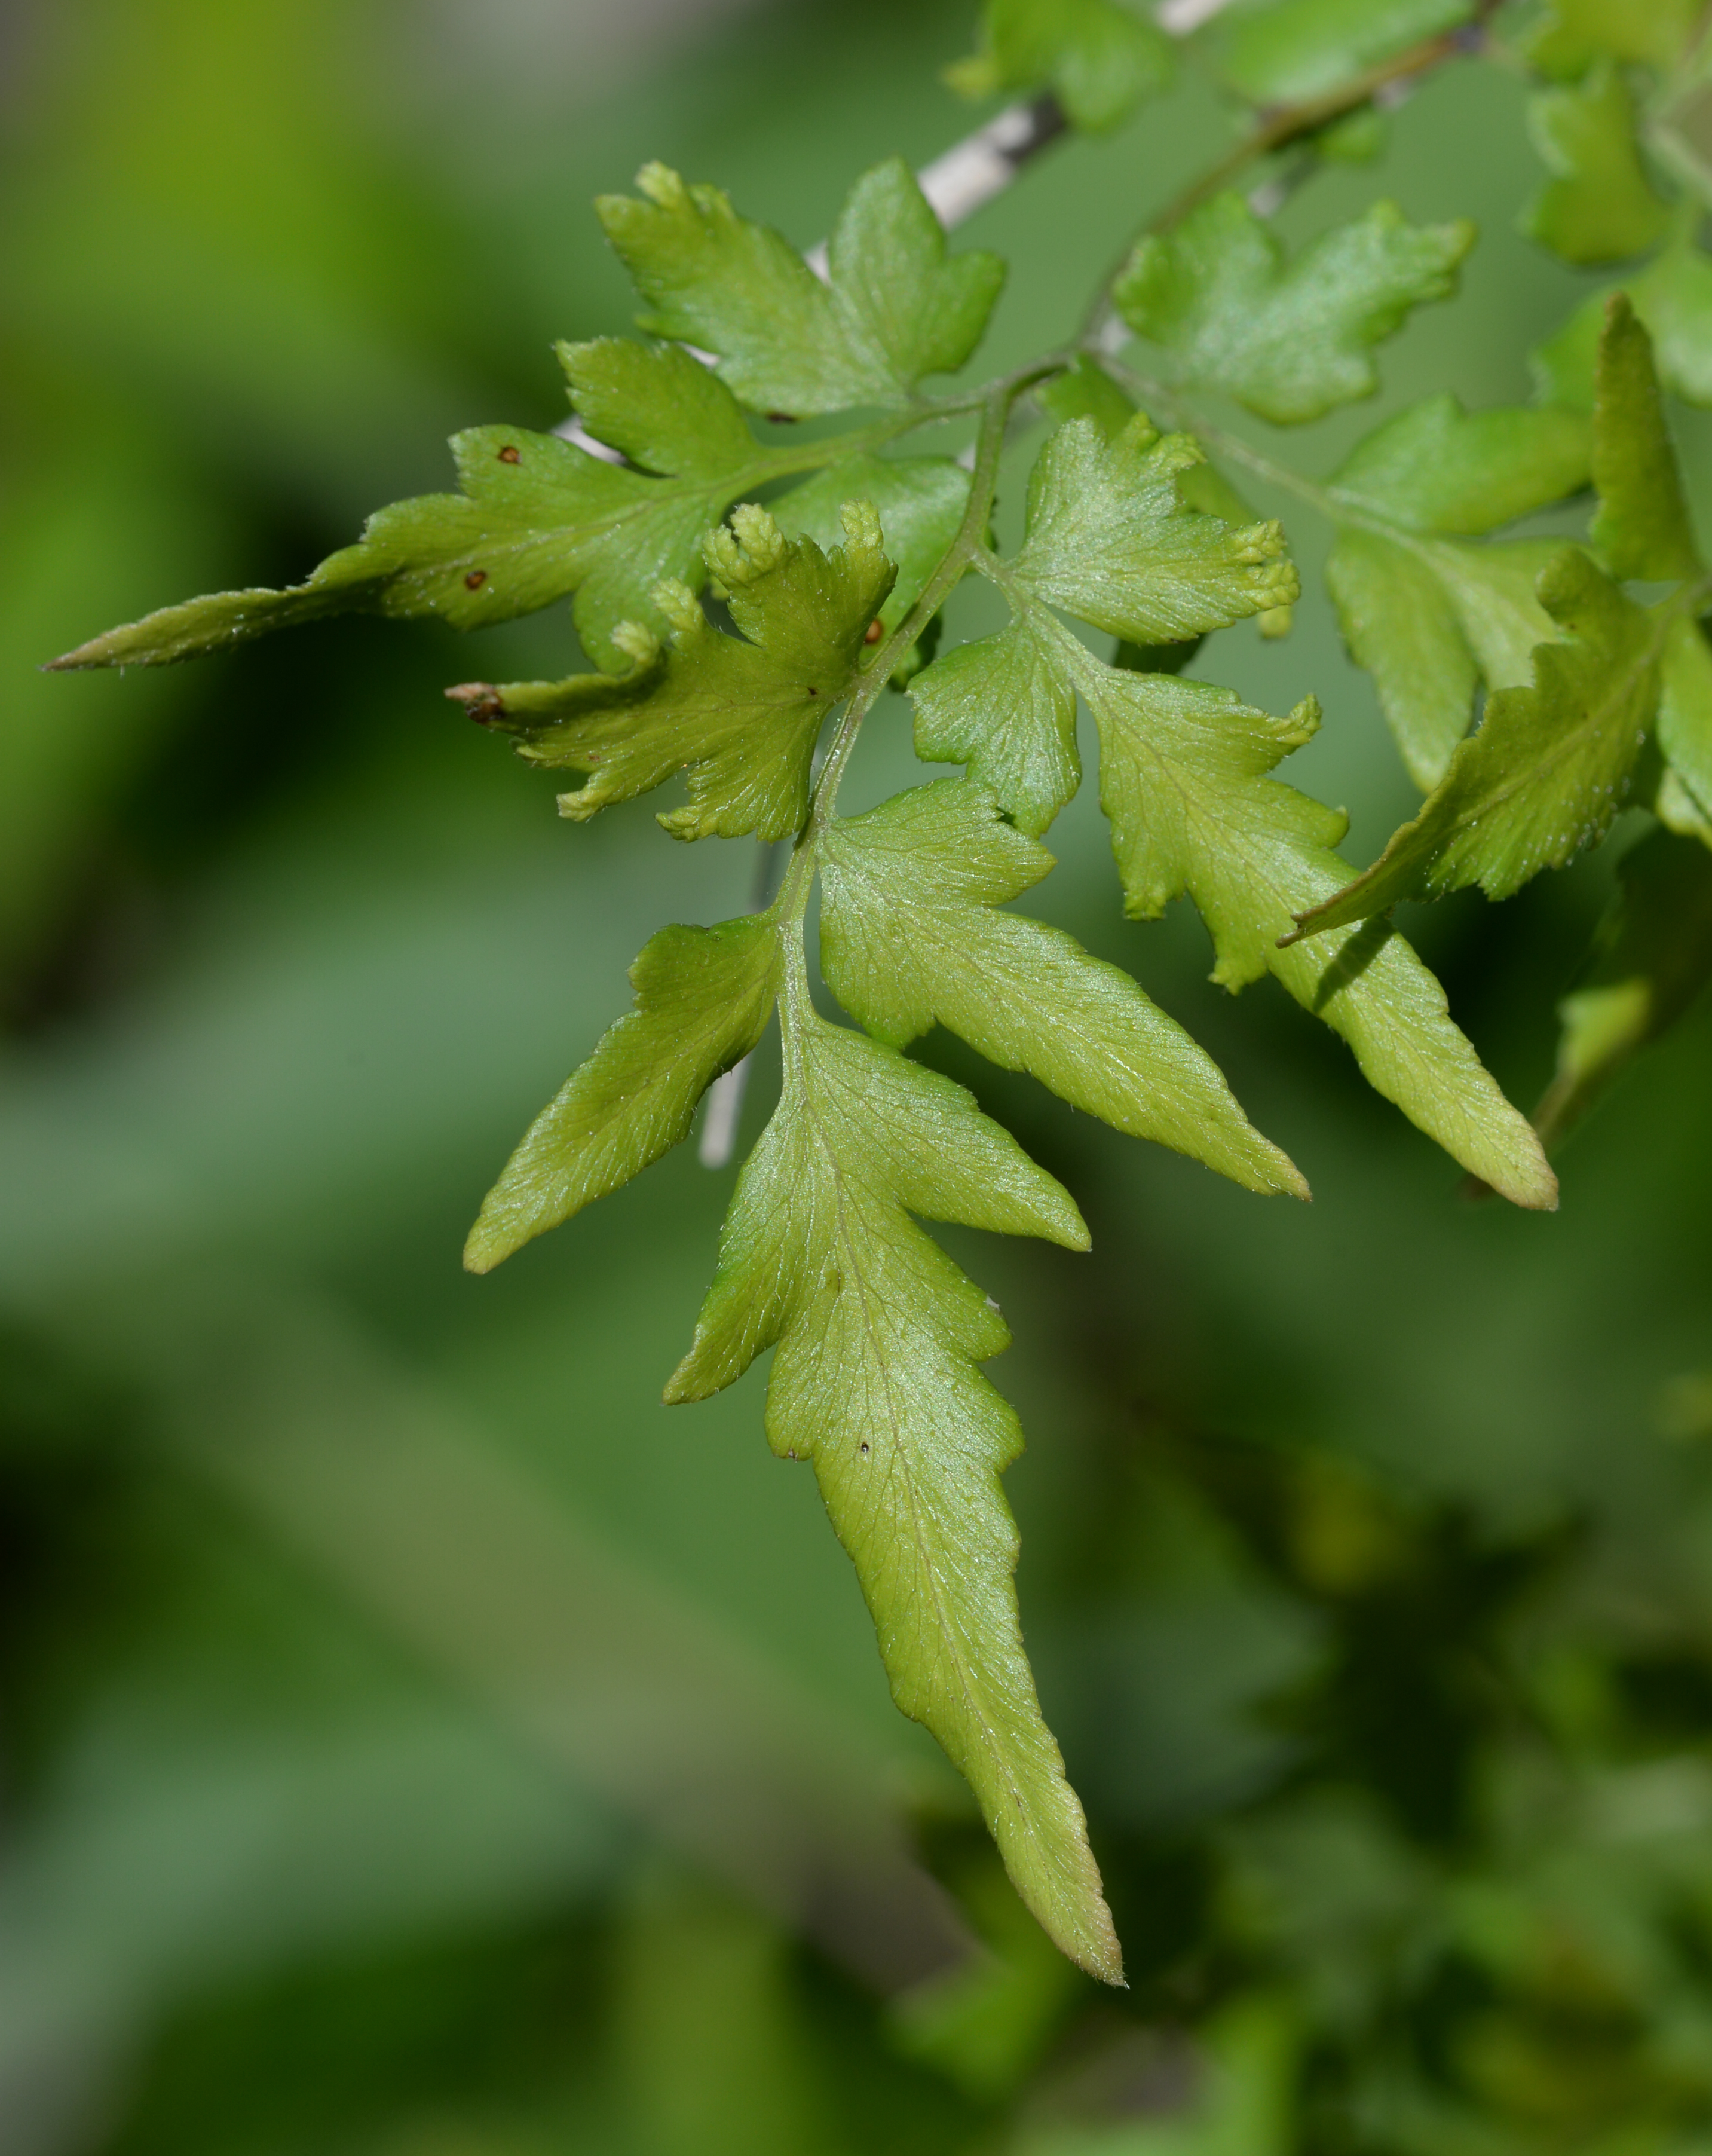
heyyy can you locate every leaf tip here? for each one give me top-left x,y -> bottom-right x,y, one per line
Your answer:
446,681 -> 504,724
1065,1904 -> 1126,1989
44,629 -> 124,671
661,1348 -> 712,1407
1518,1160 -> 1562,1213
633,158 -> 684,207
1478,1131 -> 1560,1214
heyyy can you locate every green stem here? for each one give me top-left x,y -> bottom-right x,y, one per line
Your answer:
1079,10 -> 1499,343
773,368 -> 1048,941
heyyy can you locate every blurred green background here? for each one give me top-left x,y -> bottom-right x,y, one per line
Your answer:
3,2 -> 1712,2151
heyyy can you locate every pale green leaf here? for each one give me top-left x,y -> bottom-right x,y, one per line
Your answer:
1590,296 -> 1702,582
1292,549 -> 1661,934
1039,356 -> 1263,530
1012,413 -> 1300,641
947,0 -> 1174,131
446,504 -> 893,841
1114,194 -> 1474,426
1012,613 -> 1555,1207
771,452 -> 969,638
1326,393 -> 1591,536
51,420 -> 739,675
1326,523 -> 1563,790
1037,363 -> 1294,630
819,779 -> 1309,1197
909,620 -> 1082,839
1417,538 -> 1564,691
665,1011 -> 1122,1984
465,912 -> 781,1273
914,417 -> 1552,1200
828,160 -> 1009,386
1533,828 -> 1712,1151
598,160 -> 1004,418
52,332 -> 809,674
1659,613 -> 1712,820
1324,397 -> 1590,786
1219,0 -> 1474,106
1325,529 -> 1478,791
556,334 -> 757,479
908,411 -> 1298,834
1524,63 -> 1671,267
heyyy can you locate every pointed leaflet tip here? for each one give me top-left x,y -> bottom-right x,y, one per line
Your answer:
464,914 -> 781,1274
987,616 -> 1555,1209
47,380 -> 771,678
665,1018 -> 1121,1978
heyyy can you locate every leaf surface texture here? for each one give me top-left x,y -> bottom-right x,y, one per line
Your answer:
666,1009 -> 1122,1984
819,779 -> 1308,1197
466,914 -> 782,1273
598,160 -> 1004,418
450,505 -> 893,841
1114,194 -> 1473,425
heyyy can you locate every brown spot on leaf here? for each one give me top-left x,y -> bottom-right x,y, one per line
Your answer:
806,685 -> 817,696
464,570 -> 488,590
497,444 -> 521,464
859,1442 -> 870,1455
446,682 -> 504,725
864,619 -> 884,646
765,411 -> 798,424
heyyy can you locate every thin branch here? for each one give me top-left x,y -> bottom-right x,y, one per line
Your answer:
699,363 -> 1052,1169
1080,5 -> 1502,342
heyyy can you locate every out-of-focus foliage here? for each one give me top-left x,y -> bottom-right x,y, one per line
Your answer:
4,1 -> 1712,2152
